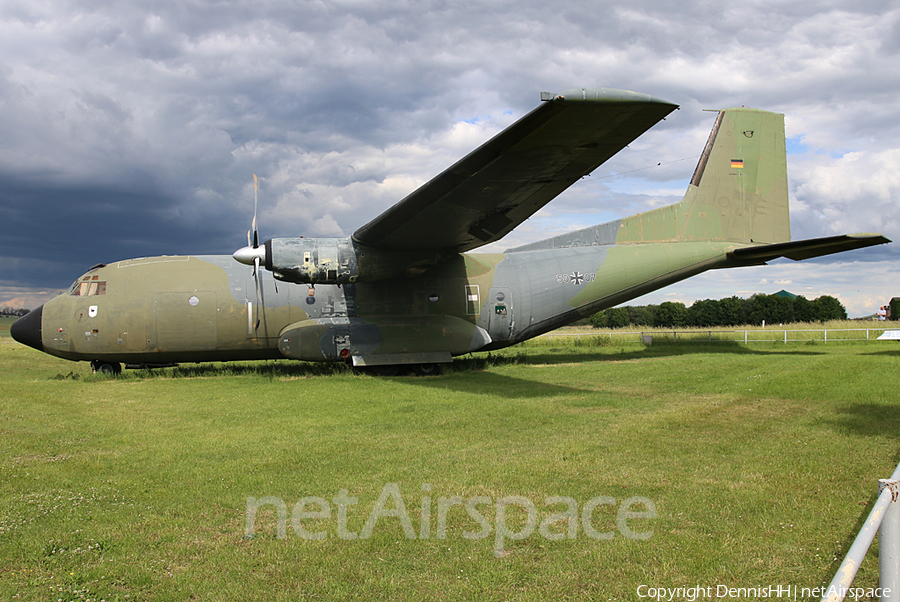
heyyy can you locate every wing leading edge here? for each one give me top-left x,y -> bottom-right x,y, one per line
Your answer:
352,88 -> 678,253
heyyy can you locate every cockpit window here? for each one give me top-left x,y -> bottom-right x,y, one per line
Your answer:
69,275 -> 107,296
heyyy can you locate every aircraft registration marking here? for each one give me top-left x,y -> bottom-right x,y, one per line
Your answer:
556,271 -> 595,285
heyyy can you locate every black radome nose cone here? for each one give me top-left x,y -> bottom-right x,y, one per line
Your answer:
10,305 -> 43,352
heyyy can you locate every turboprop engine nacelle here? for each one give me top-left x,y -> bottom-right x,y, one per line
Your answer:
233,237 -> 449,284
262,237 -> 359,284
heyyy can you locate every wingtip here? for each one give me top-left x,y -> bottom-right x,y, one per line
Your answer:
848,233 -> 892,243
554,87 -> 678,107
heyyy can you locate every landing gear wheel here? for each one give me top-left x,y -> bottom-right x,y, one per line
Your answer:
91,360 -> 122,375
413,363 -> 442,377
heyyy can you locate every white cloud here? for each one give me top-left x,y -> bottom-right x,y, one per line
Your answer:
791,149 -> 900,239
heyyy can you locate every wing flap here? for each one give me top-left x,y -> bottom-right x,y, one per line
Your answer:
353,88 -> 678,252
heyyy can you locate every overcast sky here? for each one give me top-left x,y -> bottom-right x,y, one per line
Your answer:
2,0 -> 898,317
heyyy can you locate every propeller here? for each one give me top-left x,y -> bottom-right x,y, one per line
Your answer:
233,174 -> 267,333
251,173 -> 259,249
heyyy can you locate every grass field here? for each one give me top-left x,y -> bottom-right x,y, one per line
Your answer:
2,314 -> 899,601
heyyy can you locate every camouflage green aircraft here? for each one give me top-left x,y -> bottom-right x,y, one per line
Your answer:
11,88 -> 890,375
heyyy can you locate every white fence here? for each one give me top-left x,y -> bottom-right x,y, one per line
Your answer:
542,328 -> 893,345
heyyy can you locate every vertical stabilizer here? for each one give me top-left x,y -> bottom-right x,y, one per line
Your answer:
616,108 -> 791,245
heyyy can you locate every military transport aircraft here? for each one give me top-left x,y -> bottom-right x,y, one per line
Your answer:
11,87 -> 890,375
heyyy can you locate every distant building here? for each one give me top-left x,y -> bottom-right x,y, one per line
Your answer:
773,290 -> 797,299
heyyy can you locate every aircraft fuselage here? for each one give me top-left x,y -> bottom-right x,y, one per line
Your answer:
15,240 -> 736,370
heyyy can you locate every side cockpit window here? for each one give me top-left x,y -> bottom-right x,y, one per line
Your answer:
69,275 -> 107,296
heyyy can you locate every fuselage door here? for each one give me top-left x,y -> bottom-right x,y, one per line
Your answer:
156,292 -> 218,351
487,287 -> 513,342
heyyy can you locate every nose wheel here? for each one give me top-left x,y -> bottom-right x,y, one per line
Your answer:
91,360 -> 122,375
413,363 -> 442,376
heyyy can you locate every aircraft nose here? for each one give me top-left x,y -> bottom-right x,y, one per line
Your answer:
10,305 -> 43,352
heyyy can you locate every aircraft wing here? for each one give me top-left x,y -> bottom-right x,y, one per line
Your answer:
352,88 -> 678,253
729,233 -> 891,263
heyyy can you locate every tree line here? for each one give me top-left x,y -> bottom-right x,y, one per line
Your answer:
589,293 -> 847,329
0,307 -> 29,317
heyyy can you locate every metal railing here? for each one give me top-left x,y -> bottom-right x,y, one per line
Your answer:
821,461 -> 900,602
541,328 -> 891,345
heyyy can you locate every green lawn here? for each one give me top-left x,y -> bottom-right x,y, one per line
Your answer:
2,319 -> 899,600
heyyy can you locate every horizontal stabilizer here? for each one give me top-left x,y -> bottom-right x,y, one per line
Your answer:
728,234 -> 890,263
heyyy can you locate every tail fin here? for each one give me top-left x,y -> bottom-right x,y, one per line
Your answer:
616,108 -> 791,244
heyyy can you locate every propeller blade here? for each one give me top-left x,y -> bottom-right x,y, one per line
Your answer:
234,175 -> 266,267
235,174 -> 266,334
252,174 -> 259,248
254,256 -> 262,331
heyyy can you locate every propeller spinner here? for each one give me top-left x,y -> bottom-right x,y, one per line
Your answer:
233,244 -> 266,267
